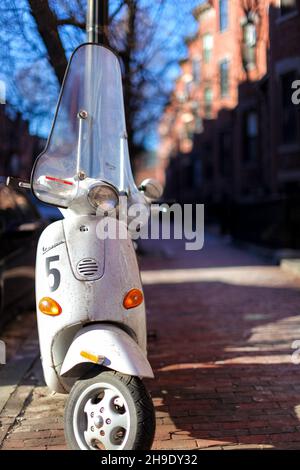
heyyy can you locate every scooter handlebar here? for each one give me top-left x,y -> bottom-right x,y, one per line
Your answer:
6,176 -> 31,190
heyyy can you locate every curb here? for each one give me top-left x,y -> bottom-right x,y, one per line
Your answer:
232,239 -> 300,265
280,259 -> 300,278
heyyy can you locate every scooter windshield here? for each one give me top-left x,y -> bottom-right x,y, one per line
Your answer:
31,44 -> 137,208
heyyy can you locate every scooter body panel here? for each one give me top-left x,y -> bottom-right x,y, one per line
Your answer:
60,324 -> 154,378
29,42 -> 157,449
36,216 -> 149,393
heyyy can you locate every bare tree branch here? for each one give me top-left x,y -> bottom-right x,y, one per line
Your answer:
28,0 -> 68,85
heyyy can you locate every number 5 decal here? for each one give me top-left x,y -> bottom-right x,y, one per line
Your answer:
46,256 -> 61,292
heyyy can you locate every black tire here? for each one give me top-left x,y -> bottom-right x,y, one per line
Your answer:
64,370 -> 155,450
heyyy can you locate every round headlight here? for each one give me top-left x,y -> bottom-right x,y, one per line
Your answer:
87,184 -> 119,213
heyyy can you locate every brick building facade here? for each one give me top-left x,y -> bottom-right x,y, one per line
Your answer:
268,1 -> 300,194
158,0 -> 300,247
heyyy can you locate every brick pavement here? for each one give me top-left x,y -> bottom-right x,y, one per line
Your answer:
1,235 -> 300,450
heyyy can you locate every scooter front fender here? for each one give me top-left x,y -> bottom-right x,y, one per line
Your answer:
60,324 -> 154,379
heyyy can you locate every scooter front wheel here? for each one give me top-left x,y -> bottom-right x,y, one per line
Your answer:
64,370 -> 155,450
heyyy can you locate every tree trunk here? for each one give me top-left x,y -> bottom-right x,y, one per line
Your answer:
28,0 -> 68,85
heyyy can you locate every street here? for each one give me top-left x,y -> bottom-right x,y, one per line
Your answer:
1,234 -> 300,450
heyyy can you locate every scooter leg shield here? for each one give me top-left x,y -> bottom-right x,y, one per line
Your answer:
60,324 -> 154,379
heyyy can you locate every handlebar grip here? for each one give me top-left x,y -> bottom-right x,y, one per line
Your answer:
19,181 -> 31,189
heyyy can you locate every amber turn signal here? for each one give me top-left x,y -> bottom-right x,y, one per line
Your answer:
123,288 -> 143,309
39,297 -> 62,316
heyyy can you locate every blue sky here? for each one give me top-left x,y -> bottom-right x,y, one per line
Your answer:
0,0 -> 202,151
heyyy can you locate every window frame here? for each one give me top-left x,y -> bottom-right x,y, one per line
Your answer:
192,57 -> 201,85
243,110 -> 259,163
219,0 -> 229,32
204,87 -> 213,119
203,33 -> 213,64
220,59 -> 230,97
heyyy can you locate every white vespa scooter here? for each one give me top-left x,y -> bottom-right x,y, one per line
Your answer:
20,42 -> 162,450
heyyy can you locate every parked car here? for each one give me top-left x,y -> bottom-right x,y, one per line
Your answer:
0,183 -> 46,328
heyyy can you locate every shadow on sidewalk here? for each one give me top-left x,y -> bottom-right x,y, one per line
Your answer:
144,277 -> 300,449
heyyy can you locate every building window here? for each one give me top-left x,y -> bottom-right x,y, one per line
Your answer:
191,101 -> 203,133
185,79 -> 193,97
219,0 -> 229,31
185,122 -> 194,141
194,115 -> 203,133
203,34 -> 213,63
219,131 -> 232,176
0,80 -> 6,105
193,159 -> 202,188
192,58 -> 201,84
204,87 -> 213,119
280,70 -> 300,145
243,111 -> 258,161
220,60 -> 229,97
280,0 -> 297,16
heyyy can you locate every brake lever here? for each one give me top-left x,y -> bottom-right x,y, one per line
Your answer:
6,176 -> 31,190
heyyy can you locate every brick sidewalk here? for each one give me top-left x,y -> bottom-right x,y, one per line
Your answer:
1,235 -> 300,449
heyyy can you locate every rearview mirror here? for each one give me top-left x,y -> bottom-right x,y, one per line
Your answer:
139,178 -> 163,200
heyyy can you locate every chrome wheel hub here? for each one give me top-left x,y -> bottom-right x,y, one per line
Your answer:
73,382 -> 130,450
